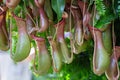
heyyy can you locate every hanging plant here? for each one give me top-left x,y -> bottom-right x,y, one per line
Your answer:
0,0 -> 120,79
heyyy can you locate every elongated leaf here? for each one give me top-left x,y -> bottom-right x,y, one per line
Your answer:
51,0 -> 65,21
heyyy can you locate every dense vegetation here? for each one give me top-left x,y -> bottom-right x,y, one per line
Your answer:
0,0 -> 120,80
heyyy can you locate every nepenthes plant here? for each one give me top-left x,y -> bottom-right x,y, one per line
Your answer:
10,13 -> 31,62
0,6 -> 9,51
0,0 -> 120,79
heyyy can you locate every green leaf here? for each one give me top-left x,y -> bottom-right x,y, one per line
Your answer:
95,0 -> 106,15
45,0 -> 53,20
95,10 -> 116,29
51,0 -> 65,22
